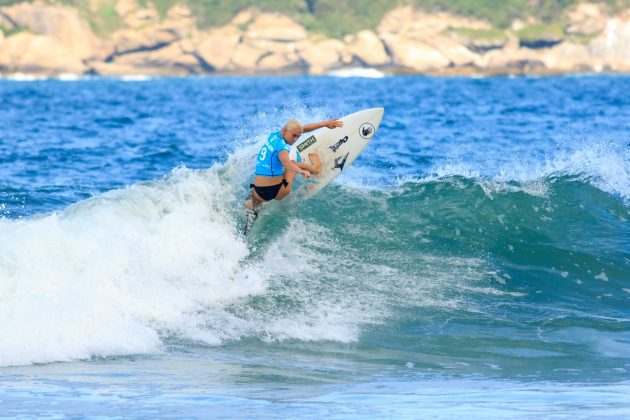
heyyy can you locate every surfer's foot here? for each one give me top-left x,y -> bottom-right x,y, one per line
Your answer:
309,153 -> 321,174
246,208 -> 259,222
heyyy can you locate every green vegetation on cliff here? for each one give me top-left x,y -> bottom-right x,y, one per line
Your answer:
180,0 -> 582,36
446,27 -> 508,41
0,23 -> 25,36
515,22 -> 565,41
92,0 -> 123,37
2,0 -> 629,38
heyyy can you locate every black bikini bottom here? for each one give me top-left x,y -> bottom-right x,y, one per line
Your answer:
250,179 -> 289,201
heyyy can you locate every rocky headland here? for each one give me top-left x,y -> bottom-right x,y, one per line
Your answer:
1,0 -> 630,77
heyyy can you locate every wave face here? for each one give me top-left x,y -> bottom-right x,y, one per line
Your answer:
0,76 -> 628,382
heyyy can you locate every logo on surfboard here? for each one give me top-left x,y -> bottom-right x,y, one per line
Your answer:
359,123 -> 375,139
329,136 -> 349,152
332,152 -> 350,172
297,135 -> 317,152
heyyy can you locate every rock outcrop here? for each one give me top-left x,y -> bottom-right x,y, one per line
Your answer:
111,41 -> 203,75
345,30 -> 390,66
590,11 -> 630,71
1,1 -> 630,77
246,13 -> 307,42
541,42 -> 594,72
0,1 -> 100,60
297,39 -> 345,74
195,26 -> 241,71
566,2 -> 607,35
0,32 -> 86,74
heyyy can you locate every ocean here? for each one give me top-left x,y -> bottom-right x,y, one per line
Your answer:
0,74 -> 629,418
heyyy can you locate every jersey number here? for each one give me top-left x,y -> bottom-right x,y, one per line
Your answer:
259,147 -> 267,161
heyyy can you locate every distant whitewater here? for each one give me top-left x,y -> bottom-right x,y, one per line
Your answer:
327,68 -> 387,78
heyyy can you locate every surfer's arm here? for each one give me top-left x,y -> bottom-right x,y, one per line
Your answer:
303,119 -> 343,132
279,150 -> 310,178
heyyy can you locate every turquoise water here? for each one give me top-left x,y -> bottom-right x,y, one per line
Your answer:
0,75 -> 629,417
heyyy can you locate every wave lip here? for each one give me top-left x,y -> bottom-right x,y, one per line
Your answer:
407,139 -> 630,202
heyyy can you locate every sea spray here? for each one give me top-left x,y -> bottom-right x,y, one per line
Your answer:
0,167 -> 260,365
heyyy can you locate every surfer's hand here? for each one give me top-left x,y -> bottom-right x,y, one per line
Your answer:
301,169 -> 311,179
325,119 -> 343,129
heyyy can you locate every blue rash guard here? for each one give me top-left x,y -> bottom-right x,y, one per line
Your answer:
255,131 -> 290,176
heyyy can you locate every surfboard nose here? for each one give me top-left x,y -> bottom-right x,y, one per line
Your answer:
338,107 -> 384,134
369,107 -> 384,130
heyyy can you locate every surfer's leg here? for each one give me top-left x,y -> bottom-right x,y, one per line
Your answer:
275,172 -> 294,201
246,189 -> 265,210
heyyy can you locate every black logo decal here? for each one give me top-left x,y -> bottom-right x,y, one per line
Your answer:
297,135 -> 317,153
359,123 -> 375,139
333,152 -> 350,172
329,136 -> 348,152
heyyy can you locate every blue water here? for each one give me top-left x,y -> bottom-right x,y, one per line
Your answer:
0,75 -> 629,418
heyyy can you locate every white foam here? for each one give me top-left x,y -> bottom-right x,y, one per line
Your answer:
0,166 -> 266,366
1,73 -> 89,81
333,165 -> 389,191
212,220 -> 377,343
55,73 -> 81,81
119,75 -> 153,82
327,67 -> 387,78
2,73 -> 47,81
595,272 -> 609,281
425,140 -> 629,200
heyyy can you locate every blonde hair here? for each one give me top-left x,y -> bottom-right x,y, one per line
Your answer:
283,119 -> 303,132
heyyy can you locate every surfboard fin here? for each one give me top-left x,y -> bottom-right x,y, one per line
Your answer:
243,209 -> 259,235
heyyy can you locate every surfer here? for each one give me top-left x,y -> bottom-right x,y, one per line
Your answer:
246,118 -> 343,211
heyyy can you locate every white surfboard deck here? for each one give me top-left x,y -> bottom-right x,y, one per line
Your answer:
289,107 -> 384,198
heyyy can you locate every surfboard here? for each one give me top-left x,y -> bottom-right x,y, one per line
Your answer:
244,107 -> 384,234
289,107 -> 384,198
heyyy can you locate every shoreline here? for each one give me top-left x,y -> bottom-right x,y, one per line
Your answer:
1,68 -> 628,80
